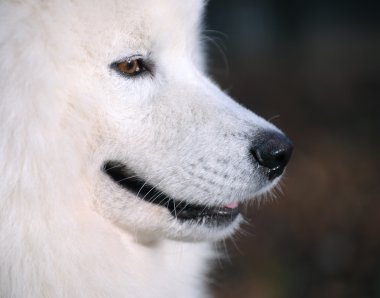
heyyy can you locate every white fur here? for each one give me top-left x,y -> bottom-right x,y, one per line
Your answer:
0,0 -> 282,297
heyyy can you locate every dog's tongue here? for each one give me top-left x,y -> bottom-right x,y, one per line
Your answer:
224,201 -> 239,209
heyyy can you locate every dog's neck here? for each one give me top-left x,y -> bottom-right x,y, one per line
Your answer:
0,187 -> 213,297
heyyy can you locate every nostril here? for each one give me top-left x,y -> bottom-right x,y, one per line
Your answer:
250,131 -> 293,178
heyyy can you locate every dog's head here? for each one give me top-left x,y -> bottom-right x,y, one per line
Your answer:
1,0 -> 292,242
89,0 -> 293,242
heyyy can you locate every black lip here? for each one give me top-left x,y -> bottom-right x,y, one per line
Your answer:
103,161 -> 239,225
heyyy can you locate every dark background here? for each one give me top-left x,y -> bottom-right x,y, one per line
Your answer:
205,1 -> 380,298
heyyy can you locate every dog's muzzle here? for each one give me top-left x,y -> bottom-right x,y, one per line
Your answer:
102,130 -> 293,228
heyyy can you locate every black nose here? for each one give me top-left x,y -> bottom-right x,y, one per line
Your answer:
250,131 -> 293,180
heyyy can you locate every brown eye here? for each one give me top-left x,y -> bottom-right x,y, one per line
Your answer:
111,57 -> 149,77
118,59 -> 139,74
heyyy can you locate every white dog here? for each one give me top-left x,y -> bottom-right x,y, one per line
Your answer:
0,0 -> 292,297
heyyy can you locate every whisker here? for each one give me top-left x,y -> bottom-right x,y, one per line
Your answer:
267,114 -> 280,123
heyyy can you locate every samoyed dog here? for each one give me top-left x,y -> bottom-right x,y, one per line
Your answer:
0,0 -> 292,297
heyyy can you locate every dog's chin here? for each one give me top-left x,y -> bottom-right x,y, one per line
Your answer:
165,213 -> 243,242
101,161 -> 277,242
117,205 -> 243,243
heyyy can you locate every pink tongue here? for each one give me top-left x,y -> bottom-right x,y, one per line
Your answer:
224,201 -> 239,209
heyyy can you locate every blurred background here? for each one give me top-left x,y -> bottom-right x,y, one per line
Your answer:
205,1 -> 380,298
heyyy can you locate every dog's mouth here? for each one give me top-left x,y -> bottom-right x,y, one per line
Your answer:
103,161 -> 240,226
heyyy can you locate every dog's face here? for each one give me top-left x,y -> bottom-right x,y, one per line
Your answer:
43,0 -> 292,241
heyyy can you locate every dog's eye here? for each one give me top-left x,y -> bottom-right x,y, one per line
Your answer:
111,57 -> 148,77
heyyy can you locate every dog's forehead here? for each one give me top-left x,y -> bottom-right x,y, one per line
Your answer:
69,0 -> 206,56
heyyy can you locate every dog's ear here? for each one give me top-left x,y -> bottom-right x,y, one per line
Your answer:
177,0 -> 207,26
182,0 -> 208,72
